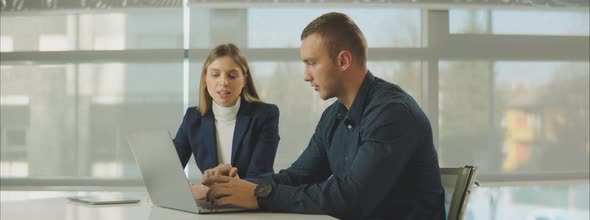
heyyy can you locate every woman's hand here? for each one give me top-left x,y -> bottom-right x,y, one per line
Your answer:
190,182 -> 209,200
202,164 -> 239,186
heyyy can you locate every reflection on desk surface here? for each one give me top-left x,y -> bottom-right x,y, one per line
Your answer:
1,197 -> 336,220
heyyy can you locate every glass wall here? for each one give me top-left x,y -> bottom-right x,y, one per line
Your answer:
450,9 -> 589,36
467,184 -> 589,220
439,61 -> 589,174
1,5 -> 588,220
0,11 -> 185,178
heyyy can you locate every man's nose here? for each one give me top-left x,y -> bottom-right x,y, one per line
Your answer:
303,70 -> 312,82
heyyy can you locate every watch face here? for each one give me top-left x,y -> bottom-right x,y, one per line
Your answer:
256,184 -> 272,198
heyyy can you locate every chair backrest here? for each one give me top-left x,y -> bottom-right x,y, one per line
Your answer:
441,166 -> 478,220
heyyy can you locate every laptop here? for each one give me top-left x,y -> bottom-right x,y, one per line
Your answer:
127,130 -> 247,214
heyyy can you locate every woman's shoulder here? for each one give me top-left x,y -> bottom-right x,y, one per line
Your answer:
184,106 -> 204,120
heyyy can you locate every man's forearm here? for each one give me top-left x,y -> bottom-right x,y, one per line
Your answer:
245,172 -> 275,185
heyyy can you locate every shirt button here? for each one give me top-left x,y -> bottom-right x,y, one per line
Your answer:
347,124 -> 352,129
345,156 -> 348,160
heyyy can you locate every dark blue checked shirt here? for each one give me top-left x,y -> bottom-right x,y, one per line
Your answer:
253,71 -> 445,220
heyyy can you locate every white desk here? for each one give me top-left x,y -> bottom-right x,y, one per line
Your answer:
1,197 -> 336,220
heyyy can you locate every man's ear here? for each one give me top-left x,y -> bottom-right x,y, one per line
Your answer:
338,51 -> 353,71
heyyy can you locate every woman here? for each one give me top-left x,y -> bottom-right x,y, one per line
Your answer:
173,43 -> 280,199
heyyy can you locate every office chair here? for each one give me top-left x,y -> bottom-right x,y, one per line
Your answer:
441,166 -> 478,220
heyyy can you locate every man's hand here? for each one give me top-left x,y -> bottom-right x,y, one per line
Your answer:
205,175 -> 259,209
189,182 -> 208,200
202,164 -> 239,186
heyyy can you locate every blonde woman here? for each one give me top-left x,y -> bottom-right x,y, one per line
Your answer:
173,43 -> 280,199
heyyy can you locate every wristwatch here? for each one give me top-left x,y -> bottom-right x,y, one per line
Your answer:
254,183 -> 273,200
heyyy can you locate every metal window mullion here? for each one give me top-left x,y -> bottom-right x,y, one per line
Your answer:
423,9 -> 449,156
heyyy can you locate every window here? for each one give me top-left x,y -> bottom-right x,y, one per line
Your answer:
0,11 -> 183,51
247,8 -> 421,48
1,6 -> 588,191
467,184 -> 589,220
439,61 -> 590,174
450,9 -> 590,36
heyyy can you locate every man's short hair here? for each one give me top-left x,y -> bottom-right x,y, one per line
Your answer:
301,12 -> 368,67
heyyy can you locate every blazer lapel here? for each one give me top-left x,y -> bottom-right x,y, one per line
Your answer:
201,111 -> 219,167
231,100 -> 251,164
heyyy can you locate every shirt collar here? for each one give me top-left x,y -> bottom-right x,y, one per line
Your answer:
337,70 -> 375,127
212,96 -> 241,122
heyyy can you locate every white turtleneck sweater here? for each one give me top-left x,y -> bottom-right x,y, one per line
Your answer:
212,97 -> 240,165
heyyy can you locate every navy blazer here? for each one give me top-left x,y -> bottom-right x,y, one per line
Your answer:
173,99 -> 280,179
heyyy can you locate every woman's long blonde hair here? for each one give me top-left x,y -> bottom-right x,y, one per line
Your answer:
198,43 -> 260,116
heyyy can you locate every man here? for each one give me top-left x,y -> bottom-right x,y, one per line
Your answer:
202,12 -> 445,220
